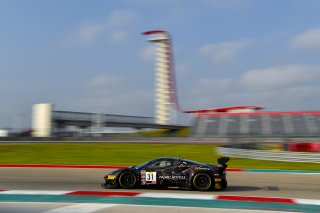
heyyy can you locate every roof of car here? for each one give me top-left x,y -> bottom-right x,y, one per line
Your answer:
152,157 -> 203,165
153,157 -> 182,161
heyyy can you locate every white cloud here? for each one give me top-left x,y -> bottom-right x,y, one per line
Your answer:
183,78 -> 235,108
68,73 -> 154,116
107,31 -> 128,44
88,74 -> 121,87
183,64 -> 320,111
290,28 -> 320,50
198,39 -> 253,63
201,0 -> 254,10
106,10 -> 139,29
241,64 -> 320,90
176,63 -> 193,76
196,78 -> 233,91
72,89 -> 153,114
139,45 -> 155,61
64,10 -> 138,47
76,23 -> 103,45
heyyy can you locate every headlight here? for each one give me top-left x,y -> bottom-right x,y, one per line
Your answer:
106,175 -> 116,180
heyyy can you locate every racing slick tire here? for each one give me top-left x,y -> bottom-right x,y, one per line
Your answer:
192,172 -> 212,191
118,171 -> 137,189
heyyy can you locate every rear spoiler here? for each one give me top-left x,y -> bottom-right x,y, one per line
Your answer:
217,157 -> 230,170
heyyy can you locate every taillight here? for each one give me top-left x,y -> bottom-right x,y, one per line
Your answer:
213,167 -> 221,172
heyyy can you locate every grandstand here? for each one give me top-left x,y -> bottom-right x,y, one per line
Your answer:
191,106 -> 320,137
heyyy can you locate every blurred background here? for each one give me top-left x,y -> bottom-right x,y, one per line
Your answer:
0,0 -> 320,164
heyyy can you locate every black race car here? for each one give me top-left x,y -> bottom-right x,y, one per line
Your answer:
102,157 -> 229,191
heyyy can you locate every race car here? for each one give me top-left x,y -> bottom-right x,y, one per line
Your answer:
102,157 -> 229,191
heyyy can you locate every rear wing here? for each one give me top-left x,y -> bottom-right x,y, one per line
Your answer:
217,157 -> 230,170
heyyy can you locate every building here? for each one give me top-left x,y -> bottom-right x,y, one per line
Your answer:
32,103 -> 185,137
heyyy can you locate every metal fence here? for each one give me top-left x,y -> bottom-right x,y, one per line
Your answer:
217,146 -> 320,163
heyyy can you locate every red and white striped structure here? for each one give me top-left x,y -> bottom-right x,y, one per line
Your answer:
143,30 -> 263,125
143,30 -> 178,125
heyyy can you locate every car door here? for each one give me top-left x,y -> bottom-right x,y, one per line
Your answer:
171,160 -> 190,187
142,159 -> 174,187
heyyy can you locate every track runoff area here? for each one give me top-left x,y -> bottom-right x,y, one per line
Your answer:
0,166 -> 319,212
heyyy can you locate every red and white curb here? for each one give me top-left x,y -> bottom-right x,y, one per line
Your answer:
0,190 -> 319,206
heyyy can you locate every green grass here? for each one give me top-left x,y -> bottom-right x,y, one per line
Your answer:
135,127 -> 191,137
0,143 -> 319,171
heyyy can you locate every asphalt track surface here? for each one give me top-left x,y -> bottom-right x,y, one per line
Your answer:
0,168 -> 319,199
0,168 -> 319,212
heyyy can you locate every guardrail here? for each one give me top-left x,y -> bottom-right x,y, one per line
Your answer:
217,147 -> 320,163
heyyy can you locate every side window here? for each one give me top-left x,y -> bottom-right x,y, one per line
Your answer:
173,160 -> 181,166
148,160 -> 172,168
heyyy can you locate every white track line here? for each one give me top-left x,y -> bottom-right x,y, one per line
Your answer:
43,203 -> 119,213
0,190 -> 72,195
87,204 -> 297,213
294,199 -> 320,205
0,203 -> 296,213
137,192 -> 215,200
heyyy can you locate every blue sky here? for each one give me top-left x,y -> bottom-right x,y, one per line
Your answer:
1,0 -> 320,129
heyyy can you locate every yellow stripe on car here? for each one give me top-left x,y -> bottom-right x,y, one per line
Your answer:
215,183 -> 221,189
215,178 -> 222,182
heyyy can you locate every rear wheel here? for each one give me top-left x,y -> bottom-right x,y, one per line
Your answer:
118,171 -> 137,189
193,173 -> 212,191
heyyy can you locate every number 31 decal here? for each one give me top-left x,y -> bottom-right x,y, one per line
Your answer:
146,172 -> 156,183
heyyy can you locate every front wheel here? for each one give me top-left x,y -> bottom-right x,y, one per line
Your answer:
118,171 -> 137,189
192,173 -> 212,191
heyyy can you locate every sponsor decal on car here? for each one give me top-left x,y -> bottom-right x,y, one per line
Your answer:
159,175 -> 186,180
146,172 -> 157,184
140,170 -> 146,185
141,170 -> 157,184
195,166 -> 210,171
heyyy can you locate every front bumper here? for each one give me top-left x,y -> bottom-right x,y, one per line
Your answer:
102,175 -> 117,189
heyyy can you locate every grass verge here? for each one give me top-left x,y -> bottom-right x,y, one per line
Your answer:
0,143 -> 319,171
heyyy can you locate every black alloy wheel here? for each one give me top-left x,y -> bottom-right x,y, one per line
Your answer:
118,171 -> 137,189
193,172 -> 212,191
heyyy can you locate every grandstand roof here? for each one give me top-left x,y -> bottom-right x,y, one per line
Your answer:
184,105 -> 263,114
197,110 -> 320,117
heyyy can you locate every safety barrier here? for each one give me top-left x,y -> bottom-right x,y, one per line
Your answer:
217,146 -> 320,163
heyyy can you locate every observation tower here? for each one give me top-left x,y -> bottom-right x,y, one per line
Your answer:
143,30 -> 263,125
143,30 -> 176,125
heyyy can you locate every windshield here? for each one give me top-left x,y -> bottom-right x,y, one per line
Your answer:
134,160 -> 151,169
134,158 -> 202,169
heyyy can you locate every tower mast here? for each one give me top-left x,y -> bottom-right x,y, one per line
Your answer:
143,30 -> 175,125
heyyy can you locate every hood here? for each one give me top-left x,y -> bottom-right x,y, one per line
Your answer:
107,167 -> 128,175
